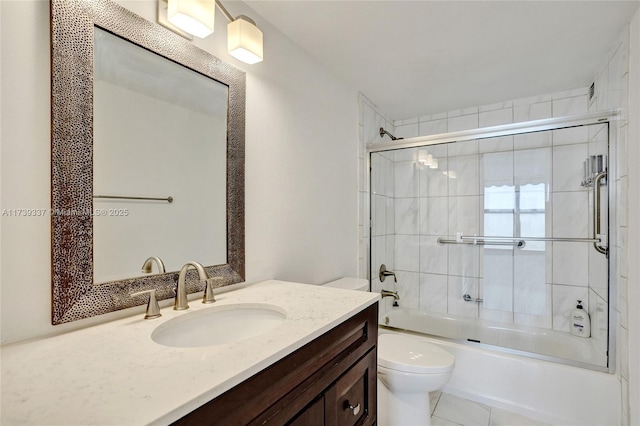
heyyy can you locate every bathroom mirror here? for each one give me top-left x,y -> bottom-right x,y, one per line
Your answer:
51,0 -> 245,324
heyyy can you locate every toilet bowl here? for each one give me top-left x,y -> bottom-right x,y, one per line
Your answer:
322,278 -> 455,426
377,333 -> 454,426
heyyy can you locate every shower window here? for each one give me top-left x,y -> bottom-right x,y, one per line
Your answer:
370,119 -> 613,371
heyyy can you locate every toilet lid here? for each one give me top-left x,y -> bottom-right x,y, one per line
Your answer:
378,333 -> 454,374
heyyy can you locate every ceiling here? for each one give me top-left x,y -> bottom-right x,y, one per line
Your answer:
244,1 -> 639,120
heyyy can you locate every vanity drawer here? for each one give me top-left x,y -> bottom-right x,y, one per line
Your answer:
325,349 -> 377,426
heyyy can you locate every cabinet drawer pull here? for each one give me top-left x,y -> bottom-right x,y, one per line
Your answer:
345,401 -> 361,416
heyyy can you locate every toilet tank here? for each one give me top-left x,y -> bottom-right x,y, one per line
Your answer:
323,277 -> 369,292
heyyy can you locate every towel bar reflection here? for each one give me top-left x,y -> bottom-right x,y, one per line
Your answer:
93,195 -> 174,203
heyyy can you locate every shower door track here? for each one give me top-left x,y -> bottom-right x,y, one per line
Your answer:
366,109 -> 620,152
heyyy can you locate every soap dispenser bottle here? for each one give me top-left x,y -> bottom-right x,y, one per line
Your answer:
570,300 -> 591,338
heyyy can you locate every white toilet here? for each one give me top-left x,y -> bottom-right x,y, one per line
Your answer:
322,278 -> 455,426
377,333 -> 454,426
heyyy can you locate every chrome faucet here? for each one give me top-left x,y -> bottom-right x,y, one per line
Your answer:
141,256 -> 166,274
175,261 -> 212,310
381,289 -> 400,301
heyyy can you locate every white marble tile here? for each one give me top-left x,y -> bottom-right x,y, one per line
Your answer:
394,146 -> 418,162
394,116 -> 419,126
420,273 -> 448,313
588,240 -> 608,301
386,196 -> 395,236
552,242 -> 589,286
371,235 -> 387,282
479,136 -> 513,154
552,284 -> 589,332
433,393 -> 490,426
419,118 -> 448,137
552,95 -> 588,117
395,271 -> 420,309
449,140 -> 478,157
372,194 -> 387,237
395,234 -> 420,272
420,158 -> 450,197
448,114 -> 479,132
448,276 -> 480,318
552,192 -> 588,238
552,126 -> 589,146
479,101 -> 513,113
514,147 -> 551,187
420,236 -> 448,275
514,251 -> 549,316
448,196 -> 480,236
489,407 -> 549,425
482,250 -> 513,311
514,284 -> 552,329
395,160 -> 419,198
513,101 -> 552,123
362,102 -> 378,145
479,107 -> 513,127
513,130 -> 552,150
395,122 -> 419,139
552,143 -> 588,192
395,198 -> 419,234
513,93 -> 552,107
420,197 -> 448,236
448,155 -> 480,196
420,112 -> 448,122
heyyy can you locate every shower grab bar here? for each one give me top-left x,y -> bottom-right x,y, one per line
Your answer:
93,195 -> 174,203
593,172 -> 608,255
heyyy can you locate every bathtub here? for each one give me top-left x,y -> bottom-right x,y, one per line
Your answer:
380,308 -> 620,425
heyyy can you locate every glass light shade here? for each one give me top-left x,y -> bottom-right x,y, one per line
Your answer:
167,0 -> 215,38
228,17 -> 263,64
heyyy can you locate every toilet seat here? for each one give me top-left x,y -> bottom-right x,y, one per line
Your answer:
378,333 -> 454,374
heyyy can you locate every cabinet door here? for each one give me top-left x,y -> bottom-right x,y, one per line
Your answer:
325,350 -> 377,426
287,396 -> 324,426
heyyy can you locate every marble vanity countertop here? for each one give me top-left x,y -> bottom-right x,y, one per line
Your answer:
1,280 -> 379,426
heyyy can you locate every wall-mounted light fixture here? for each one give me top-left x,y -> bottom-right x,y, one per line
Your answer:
158,0 -> 263,64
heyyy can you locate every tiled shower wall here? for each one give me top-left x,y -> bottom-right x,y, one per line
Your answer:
357,24 -> 631,425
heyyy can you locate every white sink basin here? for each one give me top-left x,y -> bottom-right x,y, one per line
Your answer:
151,303 -> 287,348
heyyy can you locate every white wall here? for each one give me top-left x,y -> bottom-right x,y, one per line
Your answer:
0,0 -> 358,344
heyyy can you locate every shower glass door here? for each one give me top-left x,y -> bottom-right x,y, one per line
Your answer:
371,122 -> 610,370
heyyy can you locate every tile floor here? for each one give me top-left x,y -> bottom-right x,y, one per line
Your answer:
429,392 -> 550,426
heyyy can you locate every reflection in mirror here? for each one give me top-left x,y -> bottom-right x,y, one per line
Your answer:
93,28 -> 227,283
50,0 -> 245,324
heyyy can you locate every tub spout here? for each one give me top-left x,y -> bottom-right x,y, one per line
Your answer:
381,289 -> 399,301
381,289 -> 400,306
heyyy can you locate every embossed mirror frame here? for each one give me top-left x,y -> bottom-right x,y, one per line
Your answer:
51,0 -> 245,324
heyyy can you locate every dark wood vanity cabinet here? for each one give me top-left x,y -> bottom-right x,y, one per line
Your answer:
173,303 -> 378,426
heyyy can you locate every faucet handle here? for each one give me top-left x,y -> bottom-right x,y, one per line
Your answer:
202,277 -> 220,304
130,289 -> 162,319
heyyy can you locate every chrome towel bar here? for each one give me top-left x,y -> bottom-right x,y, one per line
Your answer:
93,195 -> 174,203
